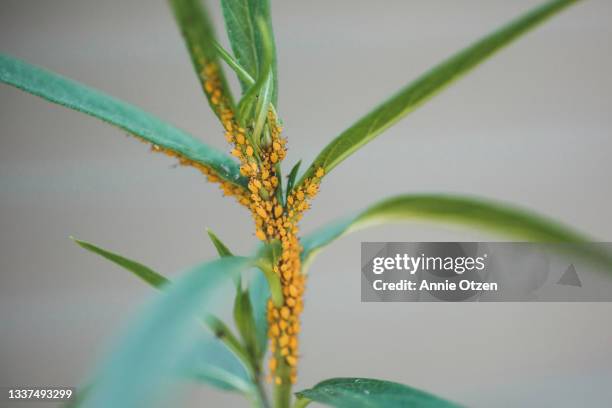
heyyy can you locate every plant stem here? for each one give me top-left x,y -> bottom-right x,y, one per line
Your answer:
273,358 -> 292,408
254,374 -> 272,408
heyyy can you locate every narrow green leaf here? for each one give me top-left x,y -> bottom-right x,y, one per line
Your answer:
233,288 -> 259,362
296,0 -> 581,186
204,315 -> 253,379
169,0 -> 236,115
214,41 -> 256,86
295,378 -> 462,408
188,337 -> 253,393
285,160 -> 301,202
251,0 -> 278,106
80,257 -> 254,408
0,54 -> 247,189
221,0 -> 278,104
248,270 -> 270,359
72,237 -> 252,395
206,228 -> 234,257
301,194 -> 612,273
221,0 -> 260,81
72,238 -> 169,289
252,70 -> 273,143
255,240 -> 284,307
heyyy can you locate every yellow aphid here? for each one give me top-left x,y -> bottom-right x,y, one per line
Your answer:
279,335 -> 289,347
280,347 -> 289,357
274,206 -> 283,218
280,307 -> 290,319
275,376 -> 282,385
256,206 -> 268,219
306,183 -> 319,196
255,230 -> 266,240
231,149 -> 241,158
246,146 -> 254,157
279,320 -> 288,330
286,355 -> 297,367
270,152 -> 278,163
289,285 -> 299,297
236,133 -> 245,145
269,358 -> 277,371
240,165 -> 251,176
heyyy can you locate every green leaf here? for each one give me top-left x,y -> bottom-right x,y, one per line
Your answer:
221,0 -> 278,104
206,228 -> 234,258
233,288 -> 260,361
203,315 -> 253,381
295,378 -> 462,408
0,54 -> 247,189
169,0 -> 236,115
188,336 -> 253,393
71,237 -> 169,289
248,270 -> 270,359
235,16 -> 275,151
296,0 -> 581,187
252,70 -> 274,144
214,41 -> 256,86
285,160 -> 301,202
80,257 -> 254,408
301,194 -> 612,272
254,240 -> 283,307
72,237 -> 252,395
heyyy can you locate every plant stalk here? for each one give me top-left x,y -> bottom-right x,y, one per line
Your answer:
273,357 -> 292,408
254,374 -> 272,408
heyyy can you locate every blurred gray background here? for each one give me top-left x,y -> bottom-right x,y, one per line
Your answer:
1,0 -> 612,406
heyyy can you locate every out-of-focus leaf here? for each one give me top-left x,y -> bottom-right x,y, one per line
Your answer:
0,54 -> 247,189
233,288 -> 259,361
188,335 -> 253,393
169,0 -> 236,116
296,0 -> 581,187
301,194 -> 612,272
72,238 -> 169,289
248,270 -> 270,359
295,378 -> 462,408
80,257 -> 255,408
72,238 -> 252,395
221,0 -> 278,104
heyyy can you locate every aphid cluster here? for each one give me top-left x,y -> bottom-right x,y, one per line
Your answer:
195,60 -> 325,384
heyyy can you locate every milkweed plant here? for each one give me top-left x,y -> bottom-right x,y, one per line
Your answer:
1,0 -> 608,407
